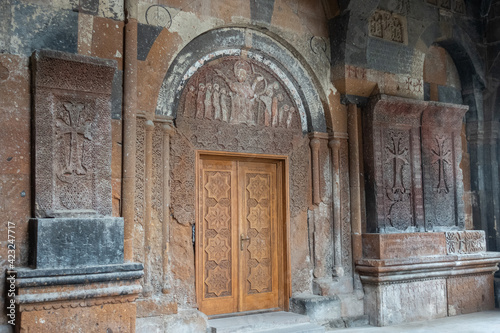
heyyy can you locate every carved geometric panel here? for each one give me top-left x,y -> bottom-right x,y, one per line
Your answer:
206,204 -> 230,232
445,231 -> 486,254
203,169 -> 232,299
247,205 -> 269,232
206,266 -> 231,297
245,173 -> 272,295
248,265 -> 271,293
247,175 -> 270,202
205,172 -> 231,201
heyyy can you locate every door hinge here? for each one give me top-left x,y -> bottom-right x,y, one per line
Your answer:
192,224 -> 195,245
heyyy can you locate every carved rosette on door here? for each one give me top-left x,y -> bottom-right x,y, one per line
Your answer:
197,158 -> 280,316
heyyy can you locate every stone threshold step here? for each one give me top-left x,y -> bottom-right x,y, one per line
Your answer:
208,311 -> 324,333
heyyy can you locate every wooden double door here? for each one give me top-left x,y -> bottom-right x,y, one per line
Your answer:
196,155 -> 285,316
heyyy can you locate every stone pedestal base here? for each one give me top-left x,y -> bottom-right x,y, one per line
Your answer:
13,264 -> 143,333
358,232 -> 500,326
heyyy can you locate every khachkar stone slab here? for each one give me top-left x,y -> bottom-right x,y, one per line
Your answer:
363,95 -> 425,233
421,103 -> 468,231
32,50 -> 116,218
29,217 -> 124,269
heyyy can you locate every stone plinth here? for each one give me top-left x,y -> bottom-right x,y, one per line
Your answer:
32,50 -> 116,218
29,217 -> 124,269
357,232 -> 499,326
13,264 -> 143,332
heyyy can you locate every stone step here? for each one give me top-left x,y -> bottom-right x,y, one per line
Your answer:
254,323 -> 325,333
208,311 -> 324,333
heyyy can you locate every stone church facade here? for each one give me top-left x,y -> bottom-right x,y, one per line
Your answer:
1,0 -> 500,332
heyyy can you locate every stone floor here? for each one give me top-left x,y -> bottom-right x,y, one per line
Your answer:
330,310 -> 500,332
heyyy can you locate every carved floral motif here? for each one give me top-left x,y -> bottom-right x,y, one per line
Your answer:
205,266 -> 231,296
206,204 -> 230,232
247,205 -> 269,232
248,265 -> 270,293
247,175 -> 270,202
205,172 -> 230,201
206,235 -> 230,264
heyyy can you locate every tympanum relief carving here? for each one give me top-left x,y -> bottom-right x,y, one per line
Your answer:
180,57 -> 300,130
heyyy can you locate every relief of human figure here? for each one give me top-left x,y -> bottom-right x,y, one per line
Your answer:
220,89 -> 231,122
204,83 -> 213,119
279,104 -> 289,127
213,83 -> 221,120
260,81 -> 279,127
272,93 -> 283,127
196,83 -> 205,118
215,60 -> 263,125
286,106 -> 295,128
184,85 -> 196,118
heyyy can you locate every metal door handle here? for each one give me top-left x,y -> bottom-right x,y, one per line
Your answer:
240,234 -> 250,251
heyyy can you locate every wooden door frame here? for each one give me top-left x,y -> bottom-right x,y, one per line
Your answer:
195,150 -> 291,315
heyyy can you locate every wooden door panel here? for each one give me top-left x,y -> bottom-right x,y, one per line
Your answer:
198,159 -> 238,315
238,162 -> 279,312
197,157 -> 281,316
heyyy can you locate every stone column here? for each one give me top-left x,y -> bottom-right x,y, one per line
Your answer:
143,120 -> 154,296
309,133 -> 322,205
328,135 -> 342,272
347,103 -> 364,269
161,119 -> 175,293
122,18 -> 138,261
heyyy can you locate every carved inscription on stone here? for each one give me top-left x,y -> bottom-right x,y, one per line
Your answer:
179,57 -> 300,130
447,274 -> 495,315
445,231 -> 486,254
369,10 -> 405,44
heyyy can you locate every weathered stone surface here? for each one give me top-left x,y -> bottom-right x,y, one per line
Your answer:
19,302 -> 136,333
290,295 -> 341,324
29,217 -> 124,269
363,279 -> 447,326
136,309 -> 208,333
32,50 -> 116,218
421,103 -> 468,231
447,274 -> 495,315
362,233 -> 447,259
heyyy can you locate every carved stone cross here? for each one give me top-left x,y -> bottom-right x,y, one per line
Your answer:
56,102 -> 92,176
431,136 -> 451,194
385,133 -> 409,195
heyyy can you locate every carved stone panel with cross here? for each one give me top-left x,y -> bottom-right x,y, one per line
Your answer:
32,50 -> 116,218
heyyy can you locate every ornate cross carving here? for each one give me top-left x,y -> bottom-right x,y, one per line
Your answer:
56,102 -> 92,177
431,136 -> 451,194
385,132 -> 409,195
